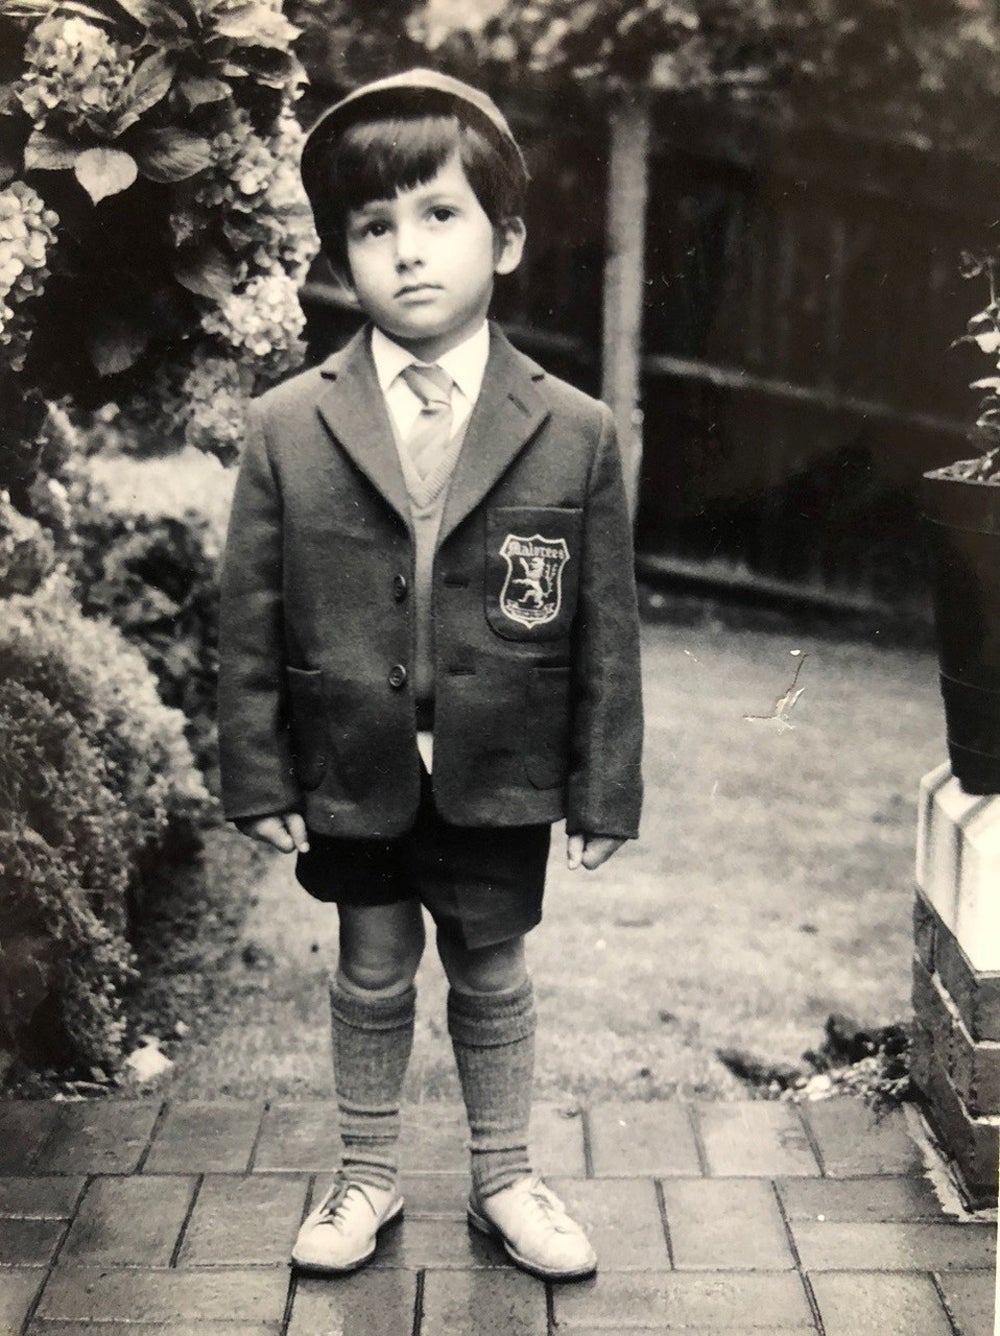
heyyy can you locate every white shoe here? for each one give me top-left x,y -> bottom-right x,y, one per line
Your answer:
467,1175 -> 597,1280
291,1176 -> 403,1274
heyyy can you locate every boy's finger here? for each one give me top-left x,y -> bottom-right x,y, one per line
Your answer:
566,833 -> 584,870
255,817 -> 295,852
581,836 -> 625,870
285,812 -> 310,853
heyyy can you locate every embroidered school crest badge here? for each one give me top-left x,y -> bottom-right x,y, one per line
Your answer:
498,533 -> 571,629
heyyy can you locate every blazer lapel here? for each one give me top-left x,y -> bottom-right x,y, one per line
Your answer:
438,326 -> 550,546
315,328 -> 410,527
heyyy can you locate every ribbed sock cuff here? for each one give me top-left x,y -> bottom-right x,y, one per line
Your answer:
446,978 -> 536,1048
329,980 -> 416,1032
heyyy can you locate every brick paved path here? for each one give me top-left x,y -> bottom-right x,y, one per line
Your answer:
0,1095 -> 994,1335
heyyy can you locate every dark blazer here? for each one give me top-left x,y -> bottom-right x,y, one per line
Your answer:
218,323 -> 643,840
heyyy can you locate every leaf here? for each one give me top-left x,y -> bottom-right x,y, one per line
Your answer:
3,0 -> 108,19
222,49 -> 293,89
114,50 -> 175,133
24,129 -> 79,172
162,0 -> 200,30
178,76 -> 230,109
132,127 -> 212,183
86,317 -> 151,376
56,0 -> 118,18
74,146 -> 138,202
107,0 -> 187,31
213,4 -> 299,46
173,245 -> 237,301
972,330 -> 1000,355
0,0 -> 54,14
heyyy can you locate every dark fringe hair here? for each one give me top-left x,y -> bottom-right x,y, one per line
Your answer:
315,114 -> 526,271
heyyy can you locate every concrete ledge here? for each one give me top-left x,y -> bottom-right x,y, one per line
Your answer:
916,765 -> 1000,971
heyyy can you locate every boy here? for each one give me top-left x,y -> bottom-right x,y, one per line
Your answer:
218,69 -> 643,1281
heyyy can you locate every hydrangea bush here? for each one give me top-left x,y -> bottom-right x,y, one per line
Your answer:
0,0 -> 313,1077
0,498 -> 213,1074
0,577 -> 209,1070
0,181 -> 58,373
71,502 -> 223,772
0,0 -> 318,473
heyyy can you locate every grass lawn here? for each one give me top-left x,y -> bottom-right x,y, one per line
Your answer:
146,605 -> 943,1104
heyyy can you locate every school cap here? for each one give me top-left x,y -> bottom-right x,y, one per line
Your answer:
300,67 -> 529,215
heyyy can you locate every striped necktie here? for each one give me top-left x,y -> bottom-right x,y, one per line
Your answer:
399,364 -> 454,485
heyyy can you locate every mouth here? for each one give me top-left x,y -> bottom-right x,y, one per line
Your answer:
395,283 -> 441,298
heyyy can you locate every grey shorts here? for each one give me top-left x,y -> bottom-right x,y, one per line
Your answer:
294,768 -> 551,949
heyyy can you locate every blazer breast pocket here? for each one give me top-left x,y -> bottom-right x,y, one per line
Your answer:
485,506 -> 582,642
285,666 -> 326,791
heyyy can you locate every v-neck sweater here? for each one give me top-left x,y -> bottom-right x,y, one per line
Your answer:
387,411 -> 472,706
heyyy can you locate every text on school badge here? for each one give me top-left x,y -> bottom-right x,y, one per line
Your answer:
498,533 -> 571,629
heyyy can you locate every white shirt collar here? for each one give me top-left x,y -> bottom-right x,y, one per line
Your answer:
370,322 -> 490,405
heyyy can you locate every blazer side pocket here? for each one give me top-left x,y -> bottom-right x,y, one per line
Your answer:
285,666 -> 326,791
525,664 -> 572,789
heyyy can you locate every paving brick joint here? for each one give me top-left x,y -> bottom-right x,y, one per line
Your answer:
0,1095 -> 994,1335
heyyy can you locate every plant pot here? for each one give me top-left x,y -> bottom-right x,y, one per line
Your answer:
921,468 -> 1000,794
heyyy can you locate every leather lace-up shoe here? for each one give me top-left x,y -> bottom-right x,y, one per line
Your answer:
291,1176 -> 403,1274
467,1174 -> 597,1280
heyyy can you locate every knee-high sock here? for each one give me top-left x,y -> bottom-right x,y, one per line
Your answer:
328,979 -> 415,1190
447,978 -> 536,1198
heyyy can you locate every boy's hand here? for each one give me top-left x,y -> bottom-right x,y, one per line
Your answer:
566,833 -> 625,871
235,811 -> 310,854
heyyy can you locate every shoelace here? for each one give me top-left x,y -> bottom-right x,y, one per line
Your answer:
314,1177 -> 378,1231
520,1177 -> 574,1234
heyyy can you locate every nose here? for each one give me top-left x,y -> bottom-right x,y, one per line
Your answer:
393,219 -> 422,270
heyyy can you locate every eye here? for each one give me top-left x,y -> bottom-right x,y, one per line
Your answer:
350,217 -> 388,241
429,206 -> 456,223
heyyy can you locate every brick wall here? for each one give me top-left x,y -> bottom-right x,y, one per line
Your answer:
911,763 -> 1000,1208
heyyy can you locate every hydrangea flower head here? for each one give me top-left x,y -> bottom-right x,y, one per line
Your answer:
18,16 -> 136,138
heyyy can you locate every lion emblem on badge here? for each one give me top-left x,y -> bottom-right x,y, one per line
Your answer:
498,533 -> 571,629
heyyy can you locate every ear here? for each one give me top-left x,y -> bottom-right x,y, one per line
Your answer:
493,216 -> 526,276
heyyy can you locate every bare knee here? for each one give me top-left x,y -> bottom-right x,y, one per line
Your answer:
437,931 -> 527,995
337,902 -> 425,996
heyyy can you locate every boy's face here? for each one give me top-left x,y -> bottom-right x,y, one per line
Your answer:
344,151 -> 525,362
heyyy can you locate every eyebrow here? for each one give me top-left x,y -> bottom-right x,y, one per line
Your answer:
349,200 -> 393,218
351,183 -> 464,215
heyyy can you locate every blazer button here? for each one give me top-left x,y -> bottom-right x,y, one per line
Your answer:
392,574 -> 408,602
388,663 -> 407,689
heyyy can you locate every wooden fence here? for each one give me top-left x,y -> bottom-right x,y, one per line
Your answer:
301,84 -> 1000,613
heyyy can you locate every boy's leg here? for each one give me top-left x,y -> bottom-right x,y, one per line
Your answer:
437,930 -> 535,1197
438,928 -> 596,1279
293,899 -> 423,1274
331,899 -> 425,1188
